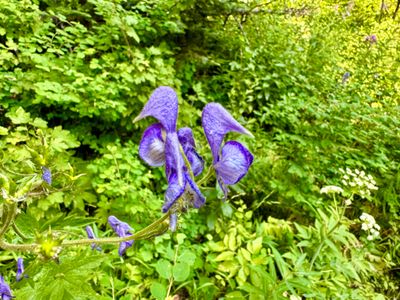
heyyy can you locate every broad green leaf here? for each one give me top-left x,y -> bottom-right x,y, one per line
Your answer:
0,126 -> 8,135
150,282 -> 167,300
172,262 -> 190,282
6,107 -> 31,124
155,259 -> 172,279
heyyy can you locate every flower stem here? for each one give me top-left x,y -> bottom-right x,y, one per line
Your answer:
197,165 -> 214,186
0,202 -> 17,239
12,222 -> 29,240
0,212 -> 171,252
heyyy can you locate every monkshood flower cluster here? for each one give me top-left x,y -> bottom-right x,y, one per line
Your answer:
85,86 -> 253,257
133,86 -> 253,230
0,86 -> 253,299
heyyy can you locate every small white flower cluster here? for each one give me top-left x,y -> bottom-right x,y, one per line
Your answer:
339,168 -> 378,198
320,185 -> 344,195
360,212 -> 380,240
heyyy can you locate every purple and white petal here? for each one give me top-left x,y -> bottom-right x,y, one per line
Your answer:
186,150 -> 204,177
165,132 -> 184,186
202,103 -> 253,163
177,127 -> 196,151
162,173 -> 186,213
139,123 -> 166,167
178,127 -> 204,176
185,174 -> 206,208
214,141 -> 253,185
133,86 -> 178,133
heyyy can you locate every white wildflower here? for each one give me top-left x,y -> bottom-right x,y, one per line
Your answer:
339,167 -> 378,198
320,185 -> 344,195
360,212 -> 380,240
344,199 -> 352,206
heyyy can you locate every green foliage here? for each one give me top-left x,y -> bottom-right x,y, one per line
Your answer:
87,141 -> 162,226
14,253 -> 106,300
1,0 -> 400,299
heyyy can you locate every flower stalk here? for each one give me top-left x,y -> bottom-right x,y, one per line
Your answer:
0,211 -> 170,252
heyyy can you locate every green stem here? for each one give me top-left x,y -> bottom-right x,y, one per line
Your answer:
12,222 -> 29,240
0,212 -> 171,252
309,198 -> 348,271
0,202 -> 17,239
197,165 -> 214,186
309,241 -> 324,271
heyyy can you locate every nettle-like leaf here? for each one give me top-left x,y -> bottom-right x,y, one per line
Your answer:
14,254 -> 105,300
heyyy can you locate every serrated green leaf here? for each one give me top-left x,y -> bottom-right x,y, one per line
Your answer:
6,107 -> 31,124
31,118 -> 48,128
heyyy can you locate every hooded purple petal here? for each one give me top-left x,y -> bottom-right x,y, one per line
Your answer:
177,127 -> 196,152
118,240 -> 134,256
163,172 -> 185,213
186,150 -> 204,176
165,132 -> 184,187
178,127 -> 204,176
184,173 -> 206,208
108,216 -> 133,237
0,276 -> 12,300
16,258 -> 24,282
202,103 -> 253,162
108,216 -> 134,256
215,141 -> 253,185
139,123 -> 166,166
134,86 -> 178,133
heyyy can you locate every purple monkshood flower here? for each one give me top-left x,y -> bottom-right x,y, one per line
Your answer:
85,226 -> 101,251
342,72 -> 350,84
108,216 -> 134,256
16,257 -> 25,282
364,34 -> 377,44
202,103 -> 254,198
0,275 -> 13,300
41,166 -> 52,185
134,87 -> 205,221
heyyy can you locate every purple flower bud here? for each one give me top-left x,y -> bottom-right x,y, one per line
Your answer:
342,72 -> 350,84
86,226 -> 101,251
0,275 -> 13,300
16,258 -> 25,282
108,216 -> 134,256
364,34 -> 377,44
169,213 -> 178,232
41,166 -> 52,185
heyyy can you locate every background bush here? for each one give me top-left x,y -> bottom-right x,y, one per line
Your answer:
1,0 -> 399,298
